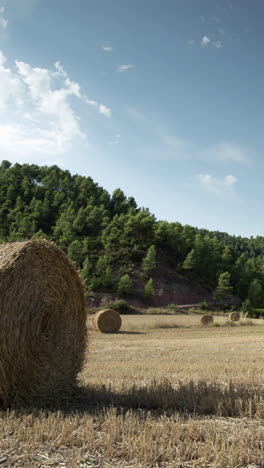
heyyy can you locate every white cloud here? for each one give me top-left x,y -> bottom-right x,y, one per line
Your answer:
0,49 -> 112,160
83,96 -> 112,117
198,173 -> 237,197
200,36 -> 223,49
102,45 -> 113,52
0,7 -> 8,30
213,40 -> 222,49
0,52 -> 25,109
211,143 -> 248,163
225,174 -> 237,186
201,36 -> 210,46
109,133 -> 120,145
99,104 -> 111,118
117,64 -> 135,72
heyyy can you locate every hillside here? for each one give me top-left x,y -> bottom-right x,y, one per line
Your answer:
1,160 -> 264,308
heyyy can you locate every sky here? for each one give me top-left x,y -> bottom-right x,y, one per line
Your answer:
0,0 -> 263,238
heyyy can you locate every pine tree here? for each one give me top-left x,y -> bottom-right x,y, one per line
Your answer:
248,279 -> 264,308
144,278 -> 155,302
213,272 -> 233,301
117,274 -> 133,297
142,245 -> 156,276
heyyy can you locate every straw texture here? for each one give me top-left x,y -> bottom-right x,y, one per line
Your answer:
93,309 -> 122,333
229,311 -> 240,322
0,239 -> 87,405
201,314 -> 214,325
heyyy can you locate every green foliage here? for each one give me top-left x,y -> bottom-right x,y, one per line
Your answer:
166,304 -> 178,312
248,279 -> 264,308
2,160 -> 264,301
117,274 -> 133,297
213,272 -> 233,302
241,298 -> 252,314
198,300 -> 209,311
107,299 -> 132,314
142,245 -> 156,276
144,278 -> 155,302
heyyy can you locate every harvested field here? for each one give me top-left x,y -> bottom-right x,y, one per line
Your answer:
1,313 -> 264,467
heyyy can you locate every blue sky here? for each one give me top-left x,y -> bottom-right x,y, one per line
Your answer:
0,0 -> 263,237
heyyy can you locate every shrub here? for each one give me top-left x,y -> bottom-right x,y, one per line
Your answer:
117,274 -> 133,297
189,307 -> 204,314
248,308 -> 264,319
107,299 -> 132,314
199,300 -> 209,311
166,304 -> 178,312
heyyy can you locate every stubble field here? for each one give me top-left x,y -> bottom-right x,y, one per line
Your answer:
1,314 -> 264,467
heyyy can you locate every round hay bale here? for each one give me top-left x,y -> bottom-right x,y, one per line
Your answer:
229,311 -> 240,322
93,309 -> 122,333
201,314 -> 214,325
0,239 -> 87,405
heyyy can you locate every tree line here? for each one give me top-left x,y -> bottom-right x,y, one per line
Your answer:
1,160 -> 264,308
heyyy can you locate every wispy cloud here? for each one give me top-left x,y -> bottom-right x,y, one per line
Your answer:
200,36 -> 223,48
0,49 -> 112,160
127,107 -> 248,166
213,40 -> 222,48
198,173 -> 237,197
102,45 -> 113,52
99,104 -> 111,118
83,96 -> 112,117
0,7 -> 7,30
201,36 -> 211,46
109,133 -> 121,145
210,143 -> 248,163
117,64 -> 135,72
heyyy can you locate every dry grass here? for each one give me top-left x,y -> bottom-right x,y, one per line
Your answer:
93,309 -> 122,333
2,313 -> 264,466
229,311 -> 241,322
201,313 -> 214,325
0,239 -> 87,406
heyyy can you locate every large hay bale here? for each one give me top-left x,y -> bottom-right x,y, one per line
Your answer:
201,314 -> 214,325
0,239 -> 87,405
229,311 -> 240,322
93,309 -> 122,333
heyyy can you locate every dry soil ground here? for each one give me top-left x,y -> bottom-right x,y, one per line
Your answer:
1,314 -> 264,467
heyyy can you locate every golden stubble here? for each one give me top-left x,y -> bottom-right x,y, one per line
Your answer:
2,314 -> 264,467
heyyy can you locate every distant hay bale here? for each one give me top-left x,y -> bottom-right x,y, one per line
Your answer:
229,311 -> 240,322
201,314 -> 214,325
93,309 -> 122,333
0,239 -> 87,405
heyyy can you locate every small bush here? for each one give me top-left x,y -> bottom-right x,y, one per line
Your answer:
107,299 -> 132,315
189,307 -> 204,315
199,300 -> 209,311
248,308 -> 264,318
166,304 -> 178,312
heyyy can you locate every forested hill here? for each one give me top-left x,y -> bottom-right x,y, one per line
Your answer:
1,160 -> 264,308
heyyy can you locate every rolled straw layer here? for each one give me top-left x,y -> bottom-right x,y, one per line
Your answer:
0,239 -> 87,405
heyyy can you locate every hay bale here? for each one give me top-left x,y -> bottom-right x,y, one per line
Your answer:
93,309 -> 122,333
201,314 -> 214,325
229,311 -> 240,322
0,239 -> 87,405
